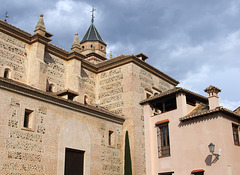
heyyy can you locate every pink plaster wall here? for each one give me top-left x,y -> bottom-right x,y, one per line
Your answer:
144,93 -> 240,175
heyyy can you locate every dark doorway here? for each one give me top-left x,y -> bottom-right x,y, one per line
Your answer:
65,148 -> 84,175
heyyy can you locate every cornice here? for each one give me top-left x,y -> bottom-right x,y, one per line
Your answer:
31,33 -> 52,44
0,78 -> 125,124
96,55 -> 179,86
68,51 -> 86,61
81,59 -> 98,72
46,43 -> 69,60
0,20 -> 32,44
86,52 -> 107,60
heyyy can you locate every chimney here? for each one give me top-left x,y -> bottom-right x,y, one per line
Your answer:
204,85 -> 221,110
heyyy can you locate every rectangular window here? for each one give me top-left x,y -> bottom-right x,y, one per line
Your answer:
158,172 -> 174,175
109,131 -> 114,146
23,109 -> 34,129
157,122 -> 170,157
232,124 -> 239,146
192,172 -> 204,175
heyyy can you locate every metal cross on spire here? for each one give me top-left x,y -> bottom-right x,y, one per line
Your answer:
91,6 -> 96,23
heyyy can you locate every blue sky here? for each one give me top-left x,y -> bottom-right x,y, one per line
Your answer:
1,0 -> 240,110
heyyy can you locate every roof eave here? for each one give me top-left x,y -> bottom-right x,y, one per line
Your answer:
179,107 -> 240,122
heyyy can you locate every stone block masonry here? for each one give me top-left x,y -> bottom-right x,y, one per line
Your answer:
1,97 -> 46,175
82,68 -> 96,104
0,31 -> 27,82
99,68 -> 124,115
45,53 -> 65,91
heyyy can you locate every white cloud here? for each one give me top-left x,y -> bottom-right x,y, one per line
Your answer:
220,99 -> 240,111
45,0 -> 91,31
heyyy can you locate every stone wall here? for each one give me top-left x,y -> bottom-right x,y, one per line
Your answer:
0,88 -> 123,175
45,53 -> 65,92
81,68 -> 96,104
98,123 -> 123,175
0,31 -> 27,82
99,68 -> 124,115
0,97 -> 46,175
124,64 -> 174,175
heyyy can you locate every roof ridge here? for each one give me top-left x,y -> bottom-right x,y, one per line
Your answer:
92,24 -> 99,41
86,23 -> 92,40
180,105 -> 240,121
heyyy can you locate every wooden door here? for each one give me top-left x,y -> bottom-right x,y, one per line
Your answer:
65,148 -> 84,175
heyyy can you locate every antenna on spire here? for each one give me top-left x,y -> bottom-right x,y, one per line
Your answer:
4,11 -> 9,22
91,6 -> 96,23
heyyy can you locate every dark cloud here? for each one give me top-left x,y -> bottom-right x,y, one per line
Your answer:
2,0 -> 240,109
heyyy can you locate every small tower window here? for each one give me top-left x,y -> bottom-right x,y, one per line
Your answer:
23,109 -> 34,129
48,84 -> 55,92
3,68 -> 10,78
84,95 -> 89,105
108,130 -> 114,146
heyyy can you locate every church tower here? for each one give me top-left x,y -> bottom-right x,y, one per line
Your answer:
79,8 -> 107,58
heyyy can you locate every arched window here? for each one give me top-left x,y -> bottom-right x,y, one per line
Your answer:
84,95 -> 89,105
3,68 -> 10,78
48,84 -> 55,92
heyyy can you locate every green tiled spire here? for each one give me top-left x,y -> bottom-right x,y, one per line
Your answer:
80,23 -> 106,45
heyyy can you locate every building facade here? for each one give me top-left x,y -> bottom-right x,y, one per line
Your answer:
0,14 -> 179,175
141,86 -> 240,175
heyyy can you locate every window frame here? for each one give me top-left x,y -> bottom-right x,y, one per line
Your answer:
156,121 -> 170,158
158,172 -> 174,175
108,130 -> 114,147
22,109 -> 35,131
3,68 -> 11,78
232,123 -> 239,146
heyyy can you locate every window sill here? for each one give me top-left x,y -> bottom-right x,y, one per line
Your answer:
107,145 -> 115,149
159,155 -> 171,158
21,127 -> 34,132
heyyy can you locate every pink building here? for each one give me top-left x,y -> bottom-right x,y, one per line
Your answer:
141,86 -> 240,175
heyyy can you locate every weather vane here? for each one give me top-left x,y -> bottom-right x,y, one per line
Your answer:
4,11 -> 9,22
91,6 -> 96,23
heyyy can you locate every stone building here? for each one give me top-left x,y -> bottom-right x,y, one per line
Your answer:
141,86 -> 240,175
0,14 -> 178,175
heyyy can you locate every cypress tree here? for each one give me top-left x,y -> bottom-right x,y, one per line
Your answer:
124,131 -> 132,175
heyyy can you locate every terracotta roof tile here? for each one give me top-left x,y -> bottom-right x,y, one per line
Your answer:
185,103 -> 209,118
180,106 -> 240,121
